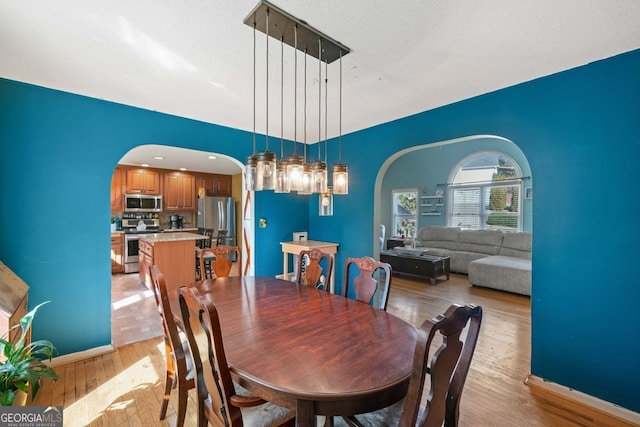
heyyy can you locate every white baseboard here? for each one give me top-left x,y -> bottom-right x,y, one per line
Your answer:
525,374 -> 640,425
48,344 -> 116,367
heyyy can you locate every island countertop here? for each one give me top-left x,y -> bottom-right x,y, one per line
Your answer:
140,232 -> 208,244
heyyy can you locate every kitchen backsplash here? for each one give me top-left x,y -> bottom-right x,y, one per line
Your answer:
112,211 -> 196,229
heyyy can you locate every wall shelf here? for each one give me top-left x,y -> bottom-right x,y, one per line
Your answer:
420,203 -> 433,207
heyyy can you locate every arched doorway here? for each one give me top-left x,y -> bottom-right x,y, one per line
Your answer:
110,144 -> 254,346
373,135 -> 532,257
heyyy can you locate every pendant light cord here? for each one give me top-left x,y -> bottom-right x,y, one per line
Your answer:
325,59 -> 328,164
303,49 -> 307,162
339,50 -> 343,164
252,23 -> 256,155
280,36 -> 284,158
293,25 -> 297,156
265,9 -> 269,153
318,38 -> 322,161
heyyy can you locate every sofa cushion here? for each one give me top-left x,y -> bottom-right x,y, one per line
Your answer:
456,229 -> 503,255
450,252 -> 490,274
416,226 -> 460,250
499,232 -> 532,259
468,256 -> 531,296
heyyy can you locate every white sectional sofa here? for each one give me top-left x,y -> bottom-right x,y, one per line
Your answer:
413,226 -> 531,296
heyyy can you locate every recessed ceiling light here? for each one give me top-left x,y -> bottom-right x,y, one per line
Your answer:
180,167 -> 187,171
154,156 -> 164,160
141,163 -> 150,167
208,155 -> 217,160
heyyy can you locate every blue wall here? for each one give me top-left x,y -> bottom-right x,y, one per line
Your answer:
310,49 -> 640,412
1,48 -> 639,412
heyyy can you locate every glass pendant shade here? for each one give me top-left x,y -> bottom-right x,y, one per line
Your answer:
311,161 -> 328,194
299,163 -> 313,195
256,151 -> 276,190
245,155 -> 258,191
333,163 -> 348,195
274,159 -> 290,193
319,188 -> 333,216
286,155 -> 304,191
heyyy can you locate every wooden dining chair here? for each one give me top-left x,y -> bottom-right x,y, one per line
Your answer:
337,304 -> 483,427
296,249 -> 333,292
210,245 -> 240,278
195,228 -> 215,280
149,265 -> 195,427
342,256 -> 392,310
198,247 -> 218,280
215,230 -> 227,246
177,286 -> 296,427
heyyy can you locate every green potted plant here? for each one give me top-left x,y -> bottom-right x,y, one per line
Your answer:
0,301 -> 58,406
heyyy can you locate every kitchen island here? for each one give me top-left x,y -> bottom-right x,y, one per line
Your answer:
138,232 -> 207,292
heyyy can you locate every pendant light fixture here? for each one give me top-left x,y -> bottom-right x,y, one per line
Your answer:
244,0 -> 350,194
255,8 -> 276,191
332,51 -> 349,195
286,24 -> 304,192
319,188 -> 333,216
274,36 -> 290,193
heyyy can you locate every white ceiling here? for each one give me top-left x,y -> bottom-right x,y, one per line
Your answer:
2,0 -> 640,174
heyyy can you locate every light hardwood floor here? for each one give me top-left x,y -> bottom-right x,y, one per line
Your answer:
32,272 -> 632,426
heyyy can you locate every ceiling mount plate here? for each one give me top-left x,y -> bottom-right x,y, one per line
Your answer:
244,0 -> 350,64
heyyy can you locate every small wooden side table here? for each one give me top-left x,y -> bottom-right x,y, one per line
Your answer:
280,240 -> 339,292
386,238 -> 406,250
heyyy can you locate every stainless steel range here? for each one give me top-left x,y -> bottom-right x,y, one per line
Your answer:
123,218 -> 163,273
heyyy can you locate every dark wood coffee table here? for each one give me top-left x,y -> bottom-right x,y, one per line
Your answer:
380,249 -> 450,285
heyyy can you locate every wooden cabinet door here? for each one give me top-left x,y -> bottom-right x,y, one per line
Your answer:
111,234 -> 124,273
197,174 -> 215,196
163,173 -> 182,210
214,174 -> 232,196
126,168 -> 160,194
111,167 -> 124,211
180,173 -> 196,210
164,172 -> 196,211
138,240 -> 153,288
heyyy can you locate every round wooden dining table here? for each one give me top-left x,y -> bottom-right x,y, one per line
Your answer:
171,276 -> 417,427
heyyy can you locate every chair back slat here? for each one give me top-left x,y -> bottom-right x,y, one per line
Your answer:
296,249 -> 333,291
342,256 -> 392,310
212,245 -> 240,278
401,304 -> 483,427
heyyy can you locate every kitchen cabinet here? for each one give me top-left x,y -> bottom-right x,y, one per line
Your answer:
111,233 -> 124,273
111,167 -> 125,211
138,233 -> 207,291
164,172 -> 196,211
196,173 -> 232,197
126,168 -> 161,194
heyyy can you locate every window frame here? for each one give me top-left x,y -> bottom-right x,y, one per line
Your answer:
446,151 -> 524,231
391,188 -> 418,238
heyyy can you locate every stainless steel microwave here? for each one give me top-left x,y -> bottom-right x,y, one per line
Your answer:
124,194 -> 163,212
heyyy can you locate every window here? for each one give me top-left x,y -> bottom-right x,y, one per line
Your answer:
447,152 -> 523,231
392,189 -> 418,237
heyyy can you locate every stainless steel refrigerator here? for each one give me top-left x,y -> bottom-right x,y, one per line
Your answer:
197,197 -> 237,259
